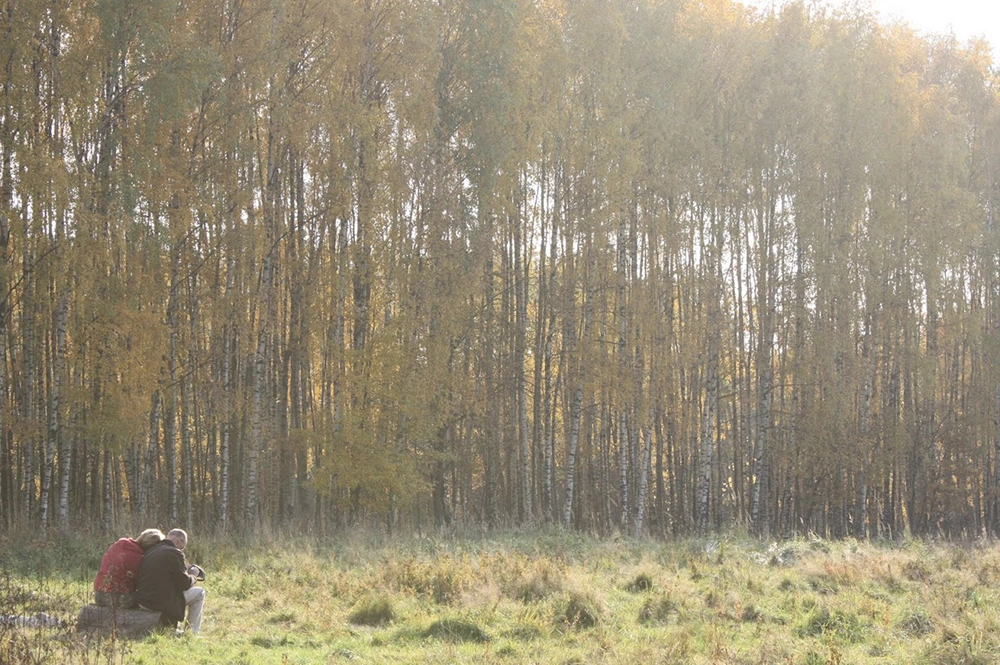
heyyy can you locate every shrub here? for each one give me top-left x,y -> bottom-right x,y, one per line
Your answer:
514,560 -> 565,603
624,572 -> 654,593
347,594 -> 395,627
902,559 -> 931,583
796,606 -> 866,643
897,608 -> 935,637
503,622 -> 544,642
638,594 -> 679,625
740,604 -> 762,623
383,556 -> 473,604
922,640 -> 992,665
424,618 -> 490,643
562,590 -> 601,629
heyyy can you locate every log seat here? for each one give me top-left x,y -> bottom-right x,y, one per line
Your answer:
76,604 -> 167,638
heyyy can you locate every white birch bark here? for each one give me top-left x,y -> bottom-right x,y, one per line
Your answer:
697,344 -> 718,534
248,248 -> 273,530
142,391 -> 160,520
634,425 -> 652,538
101,451 -> 113,532
697,209 -> 721,535
563,384 -> 583,529
52,291 -> 69,529
619,412 -> 629,530
514,216 -> 532,522
563,276 -> 593,530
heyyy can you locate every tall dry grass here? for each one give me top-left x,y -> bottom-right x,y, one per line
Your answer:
3,526 -> 1000,663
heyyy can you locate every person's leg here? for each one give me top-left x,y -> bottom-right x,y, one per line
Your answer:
183,586 -> 206,634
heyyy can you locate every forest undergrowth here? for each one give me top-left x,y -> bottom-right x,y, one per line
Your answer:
2,525 -> 999,664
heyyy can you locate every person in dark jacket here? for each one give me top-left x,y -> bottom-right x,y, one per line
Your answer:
136,528 -> 206,635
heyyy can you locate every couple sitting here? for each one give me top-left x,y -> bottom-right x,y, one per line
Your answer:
93,528 -> 207,635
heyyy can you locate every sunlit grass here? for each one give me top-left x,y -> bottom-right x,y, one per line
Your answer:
3,527 -> 1000,663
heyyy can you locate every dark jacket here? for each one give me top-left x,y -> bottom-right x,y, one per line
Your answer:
135,539 -> 194,622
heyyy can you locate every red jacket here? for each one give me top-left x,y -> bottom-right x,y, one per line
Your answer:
93,538 -> 145,593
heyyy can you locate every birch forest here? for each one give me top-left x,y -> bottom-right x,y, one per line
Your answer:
1,0 -> 999,539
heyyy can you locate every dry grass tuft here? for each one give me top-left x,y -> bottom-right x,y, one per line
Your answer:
347,593 -> 396,626
8,530 -> 1000,663
562,588 -> 602,629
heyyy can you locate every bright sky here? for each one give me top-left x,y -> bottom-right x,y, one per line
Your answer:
748,0 -> 1000,57
871,0 -> 999,49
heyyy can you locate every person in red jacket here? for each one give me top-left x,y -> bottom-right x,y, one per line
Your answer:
93,528 -> 165,608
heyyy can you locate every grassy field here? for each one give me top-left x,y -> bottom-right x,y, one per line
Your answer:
2,526 -> 1000,664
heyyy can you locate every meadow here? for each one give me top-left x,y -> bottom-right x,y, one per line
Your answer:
2,526 -> 1000,664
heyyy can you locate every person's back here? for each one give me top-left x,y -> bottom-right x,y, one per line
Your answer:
135,529 -> 205,635
93,538 -> 144,607
136,538 -> 188,620
93,529 -> 164,608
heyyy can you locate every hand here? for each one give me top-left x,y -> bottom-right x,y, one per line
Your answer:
187,564 -> 206,581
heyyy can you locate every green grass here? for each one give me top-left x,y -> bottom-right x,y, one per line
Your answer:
4,527 -> 1000,663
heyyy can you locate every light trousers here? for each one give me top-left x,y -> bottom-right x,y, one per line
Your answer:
183,586 -> 206,634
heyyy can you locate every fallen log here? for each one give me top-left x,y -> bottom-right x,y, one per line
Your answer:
76,604 -> 166,638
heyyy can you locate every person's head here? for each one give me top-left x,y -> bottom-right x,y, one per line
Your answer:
136,528 -> 166,550
167,528 -> 188,551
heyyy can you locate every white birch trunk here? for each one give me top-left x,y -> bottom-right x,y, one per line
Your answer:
617,223 -> 630,531
518,374 -> 532,522
43,291 -> 68,529
40,388 -> 56,528
220,255 -> 236,532
220,423 -> 230,532
101,451 -> 113,532
248,247 -> 274,529
750,359 -> 772,536
166,256 -> 180,521
697,348 -> 718,534
181,375 -> 194,529
515,218 -> 532,522
634,425 -> 652,538
543,330 -> 556,521
0,153 -> 6,523
20,298 -> 35,518
697,207 -> 722,535
143,391 -> 160,520
55,292 -> 71,529
563,384 -> 583,529
857,323 -> 874,539
619,412 -> 629,530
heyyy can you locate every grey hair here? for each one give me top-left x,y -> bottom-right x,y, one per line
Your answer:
167,528 -> 188,548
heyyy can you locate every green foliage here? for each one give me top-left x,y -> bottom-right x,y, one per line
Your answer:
307,425 -> 427,513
